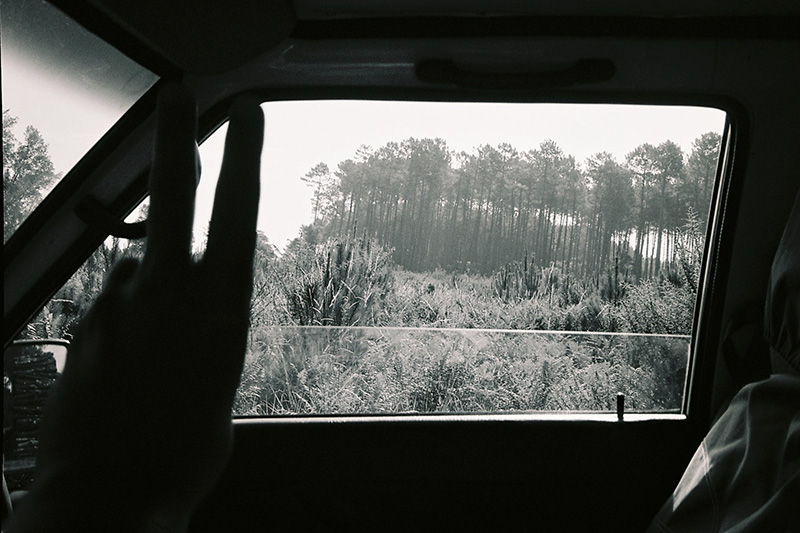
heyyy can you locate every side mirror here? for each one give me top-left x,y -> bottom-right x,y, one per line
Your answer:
3,340 -> 68,490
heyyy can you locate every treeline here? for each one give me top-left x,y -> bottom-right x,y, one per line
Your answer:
3,111 -> 59,241
300,133 -> 720,279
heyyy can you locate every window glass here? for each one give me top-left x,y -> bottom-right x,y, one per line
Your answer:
2,0 -> 158,240
15,100 -> 725,416
225,100 -> 725,415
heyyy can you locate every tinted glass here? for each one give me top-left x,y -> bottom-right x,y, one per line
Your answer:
2,0 -> 158,240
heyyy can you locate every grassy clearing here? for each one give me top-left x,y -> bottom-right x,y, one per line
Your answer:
235,327 -> 687,415
244,237 -> 695,415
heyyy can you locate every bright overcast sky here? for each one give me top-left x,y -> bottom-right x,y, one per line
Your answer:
196,101 -> 725,251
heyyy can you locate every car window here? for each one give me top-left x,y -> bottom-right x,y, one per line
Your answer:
14,100 -> 725,416
1,0 -> 158,240
201,101 -> 726,415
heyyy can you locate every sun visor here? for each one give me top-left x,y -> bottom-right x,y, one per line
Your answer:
85,0 -> 295,74
765,188 -> 800,375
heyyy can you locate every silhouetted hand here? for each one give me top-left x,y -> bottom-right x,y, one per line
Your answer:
9,83 -> 263,532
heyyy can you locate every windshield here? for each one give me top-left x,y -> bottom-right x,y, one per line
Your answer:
1,0 -> 158,240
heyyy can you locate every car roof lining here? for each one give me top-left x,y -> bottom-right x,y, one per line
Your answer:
48,0 -> 800,78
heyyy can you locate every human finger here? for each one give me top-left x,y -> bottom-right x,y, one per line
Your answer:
103,257 -> 140,293
144,82 -> 198,274
62,259 -> 137,375
204,96 -> 263,315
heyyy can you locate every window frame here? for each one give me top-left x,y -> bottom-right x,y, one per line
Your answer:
5,87 -> 739,429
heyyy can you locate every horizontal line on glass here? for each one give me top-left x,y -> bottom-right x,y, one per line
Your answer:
253,325 -> 691,340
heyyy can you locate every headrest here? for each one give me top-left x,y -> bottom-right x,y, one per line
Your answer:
764,188 -> 800,375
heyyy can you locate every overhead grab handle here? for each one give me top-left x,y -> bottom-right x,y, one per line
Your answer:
74,195 -> 147,240
416,58 -> 615,90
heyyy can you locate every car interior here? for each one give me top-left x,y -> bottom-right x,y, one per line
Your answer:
3,0 -> 799,531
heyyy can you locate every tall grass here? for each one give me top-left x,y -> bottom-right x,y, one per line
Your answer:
235,236 -> 694,415
234,327 -> 688,415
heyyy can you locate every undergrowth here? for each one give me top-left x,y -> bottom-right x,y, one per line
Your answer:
236,237 -> 694,415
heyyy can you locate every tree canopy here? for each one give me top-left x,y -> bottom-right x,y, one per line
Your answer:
3,110 -> 59,241
298,132 -> 722,280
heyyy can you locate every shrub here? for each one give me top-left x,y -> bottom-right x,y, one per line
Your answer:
614,279 -> 694,335
282,238 -> 393,327
492,253 -> 539,302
